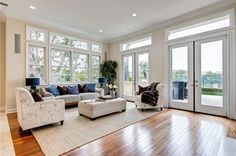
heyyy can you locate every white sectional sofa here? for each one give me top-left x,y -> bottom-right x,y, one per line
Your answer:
55,88 -> 104,106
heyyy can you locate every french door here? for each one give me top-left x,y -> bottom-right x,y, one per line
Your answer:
170,35 -> 227,116
122,51 -> 150,101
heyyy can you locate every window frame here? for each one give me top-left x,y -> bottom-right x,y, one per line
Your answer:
91,42 -> 103,53
165,9 -> 235,42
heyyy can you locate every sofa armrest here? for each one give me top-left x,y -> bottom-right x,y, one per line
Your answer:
95,88 -> 104,96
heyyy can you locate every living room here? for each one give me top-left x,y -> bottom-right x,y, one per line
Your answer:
1,0 -> 236,156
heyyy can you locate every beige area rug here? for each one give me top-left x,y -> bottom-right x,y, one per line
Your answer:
32,102 -> 160,156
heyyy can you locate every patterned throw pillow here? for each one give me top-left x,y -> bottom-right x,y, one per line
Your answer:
138,85 -> 148,95
31,92 -> 44,102
68,85 -> 79,95
78,84 -> 88,93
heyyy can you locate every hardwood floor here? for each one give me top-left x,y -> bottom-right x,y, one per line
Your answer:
7,109 -> 236,156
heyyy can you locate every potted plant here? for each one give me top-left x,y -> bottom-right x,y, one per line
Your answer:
100,60 -> 118,84
100,60 -> 118,95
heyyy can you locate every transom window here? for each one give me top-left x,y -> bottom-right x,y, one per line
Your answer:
50,33 -> 89,50
27,26 -> 46,42
167,9 -> 234,41
92,42 -> 102,52
120,36 -> 152,51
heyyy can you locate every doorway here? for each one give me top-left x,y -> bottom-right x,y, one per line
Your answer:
122,51 -> 150,101
169,35 -> 227,116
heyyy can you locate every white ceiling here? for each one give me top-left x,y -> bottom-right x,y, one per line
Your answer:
2,0 -> 231,41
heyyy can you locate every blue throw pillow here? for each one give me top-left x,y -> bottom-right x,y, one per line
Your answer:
86,83 -> 96,92
68,85 -> 79,94
47,86 -> 60,96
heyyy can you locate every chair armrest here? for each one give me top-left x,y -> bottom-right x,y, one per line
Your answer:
35,99 -> 65,107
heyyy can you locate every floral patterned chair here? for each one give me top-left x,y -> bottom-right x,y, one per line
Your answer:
15,87 -> 65,130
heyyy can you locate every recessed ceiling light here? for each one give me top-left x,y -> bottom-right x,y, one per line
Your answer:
99,29 -> 103,33
132,13 -> 137,17
29,5 -> 36,10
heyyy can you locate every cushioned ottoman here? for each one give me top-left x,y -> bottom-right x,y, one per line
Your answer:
78,98 -> 126,120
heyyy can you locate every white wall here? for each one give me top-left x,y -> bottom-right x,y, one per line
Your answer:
109,4 -> 236,119
5,17 -> 109,112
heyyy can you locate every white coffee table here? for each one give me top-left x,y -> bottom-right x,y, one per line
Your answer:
78,98 -> 126,120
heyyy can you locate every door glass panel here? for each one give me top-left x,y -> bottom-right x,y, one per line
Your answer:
201,40 -> 223,107
123,56 -> 133,96
137,53 -> 149,87
172,46 -> 188,102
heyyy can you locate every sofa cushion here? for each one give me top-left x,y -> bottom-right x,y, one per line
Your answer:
57,86 -> 68,95
32,92 -> 44,102
78,84 -> 88,93
55,95 -> 80,104
47,86 -> 60,96
68,85 -> 79,95
86,83 -> 96,92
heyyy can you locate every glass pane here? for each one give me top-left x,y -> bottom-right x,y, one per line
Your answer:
51,67 -> 71,83
73,53 -> 88,68
123,56 -> 133,96
51,49 -> 70,67
121,36 -> 152,51
29,65 -> 45,83
92,56 -> 101,69
168,15 -> 230,40
50,34 -> 89,50
172,46 -> 188,102
92,69 -> 100,82
92,43 -> 102,52
73,68 -> 88,82
27,27 -> 45,42
29,46 -> 45,65
137,53 -> 149,87
201,40 -> 223,107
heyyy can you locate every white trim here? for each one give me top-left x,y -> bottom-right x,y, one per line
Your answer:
6,108 -> 17,114
165,9 -> 235,42
26,25 -> 48,43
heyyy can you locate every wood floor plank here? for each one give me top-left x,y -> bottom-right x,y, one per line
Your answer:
7,109 -> 236,156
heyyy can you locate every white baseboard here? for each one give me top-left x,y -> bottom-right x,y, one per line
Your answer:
6,108 -> 17,114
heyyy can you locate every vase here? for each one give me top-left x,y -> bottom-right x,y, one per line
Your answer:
110,90 -> 116,97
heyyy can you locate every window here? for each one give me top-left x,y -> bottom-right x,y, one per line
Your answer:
72,53 -> 89,82
27,26 -> 46,42
167,10 -> 234,41
51,49 -> 71,83
92,42 -> 102,52
50,33 -> 89,50
121,36 -> 152,51
28,45 -> 46,83
92,55 -> 101,82
26,26 -> 103,84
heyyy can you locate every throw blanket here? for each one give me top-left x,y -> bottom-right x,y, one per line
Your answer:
141,82 -> 159,106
